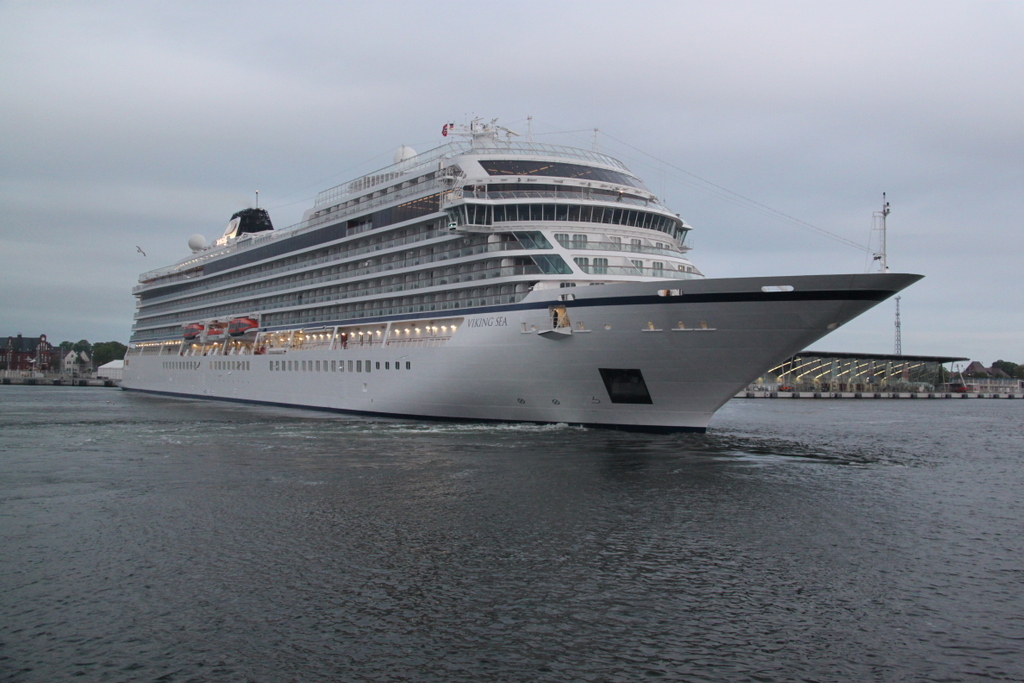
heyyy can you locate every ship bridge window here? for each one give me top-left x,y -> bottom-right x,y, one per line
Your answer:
468,204 -> 490,225
490,203 -> 685,240
479,160 -> 647,190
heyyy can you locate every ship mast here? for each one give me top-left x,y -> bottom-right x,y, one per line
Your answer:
894,295 -> 902,355
872,192 -> 891,273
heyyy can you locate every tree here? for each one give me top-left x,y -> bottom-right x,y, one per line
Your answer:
72,339 -> 92,354
92,341 -> 127,367
991,360 -> 1019,377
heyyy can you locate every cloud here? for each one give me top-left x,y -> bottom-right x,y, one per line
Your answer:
0,0 -> 1021,362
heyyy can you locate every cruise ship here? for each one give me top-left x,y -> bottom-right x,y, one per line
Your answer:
122,120 -> 921,431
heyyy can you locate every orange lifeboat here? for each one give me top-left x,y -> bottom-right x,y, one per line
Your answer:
228,317 -> 259,337
183,323 -> 204,340
206,323 -> 226,340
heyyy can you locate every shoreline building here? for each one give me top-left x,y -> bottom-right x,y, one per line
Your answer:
752,351 -> 969,393
1,334 -> 59,373
949,361 -> 1024,395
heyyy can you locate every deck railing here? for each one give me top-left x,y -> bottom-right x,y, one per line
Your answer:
135,241 -> 539,316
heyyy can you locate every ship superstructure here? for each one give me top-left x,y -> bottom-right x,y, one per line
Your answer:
123,120 -> 920,431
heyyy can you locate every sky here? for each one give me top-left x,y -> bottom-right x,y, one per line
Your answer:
2,1 -> 1021,366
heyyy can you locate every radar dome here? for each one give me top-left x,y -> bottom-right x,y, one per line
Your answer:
393,145 -> 417,164
188,234 -> 208,252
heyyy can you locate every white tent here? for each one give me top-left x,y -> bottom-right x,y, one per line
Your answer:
96,359 -> 124,380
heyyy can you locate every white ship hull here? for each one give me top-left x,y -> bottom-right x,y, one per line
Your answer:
123,273 -> 920,431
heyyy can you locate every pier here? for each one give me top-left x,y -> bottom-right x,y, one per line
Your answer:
748,351 -> 1023,400
738,390 -> 1020,400
1,376 -> 119,388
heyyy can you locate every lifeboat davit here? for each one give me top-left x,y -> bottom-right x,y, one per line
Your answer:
206,323 -> 226,340
228,317 -> 259,337
183,323 -> 204,340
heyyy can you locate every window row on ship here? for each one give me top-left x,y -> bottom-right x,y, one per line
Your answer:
311,169 -> 441,221
131,281 -> 532,341
135,255 -> 543,327
157,358 -> 416,373
268,359 -> 412,372
133,242 -> 696,331
138,229 -> 538,315
137,225 -> 689,322
136,191 -> 443,294
141,198 -> 686,309
140,233 -> 684,327
132,316 -> 462,354
129,252 -> 700,344
140,220 -> 450,306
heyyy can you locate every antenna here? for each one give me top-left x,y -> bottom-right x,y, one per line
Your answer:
894,294 -> 902,355
871,192 -> 891,272
447,118 -> 519,149
255,190 -> 259,209
592,128 -> 599,152
526,115 -> 534,142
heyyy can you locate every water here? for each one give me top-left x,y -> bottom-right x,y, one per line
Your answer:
1,386 -> 1022,682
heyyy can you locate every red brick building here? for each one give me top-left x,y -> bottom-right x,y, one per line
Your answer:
1,334 -> 60,372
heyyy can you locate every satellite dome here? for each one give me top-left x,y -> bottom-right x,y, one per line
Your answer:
188,234 -> 208,252
393,145 -> 417,164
